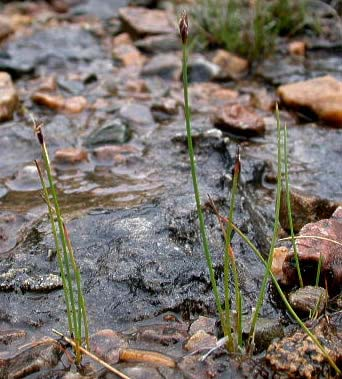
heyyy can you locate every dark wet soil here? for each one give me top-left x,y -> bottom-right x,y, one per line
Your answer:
0,0 -> 341,378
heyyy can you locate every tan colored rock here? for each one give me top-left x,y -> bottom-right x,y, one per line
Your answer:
184,330 -> 217,352
0,16 -> 13,41
63,96 -> 87,113
113,32 -> 133,46
119,7 -> 174,36
93,145 -> 138,163
271,247 -> 289,282
213,104 -> 265,136
112,43 -> 146,67
32,92 -> 64,110
278,76 -> 342,126
189,316 -> 216,336
32,92 -> 87,113
190,82 -> 238,102
212,49 -> 248,79
54,148 -> 88,164
0,72 -> 18,122
288,41 -> 306,56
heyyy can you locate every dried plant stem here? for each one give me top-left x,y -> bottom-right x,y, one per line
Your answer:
181,27 -> 225,335
247,105 -> 283,351
279,235 -> 342,247
283,125 -> 303,287
52,330 -> 132,379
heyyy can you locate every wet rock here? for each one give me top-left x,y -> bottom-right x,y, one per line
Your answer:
0,26 -> 103,78
188,55 -> 220,83
54,148 -> 88,164
278,76 -> 342,126
288,286 -> 328,316
85,119 -> 130,147
178,354 -> 218,379
0,186 -> 8,199
119,7 -> 174,36
0,329 -> 26,345
188,82 -> 239,108
90,329 -> 127,364
135,33 -> 179,53
266,318 -> 341,378
5,164 -> 42,191
251,88 -> 275,111
57,78 -> 84,95
282,210 -> 342,294
280,188 -> 340,233
137,323 -> 188,346
256,56 -> 306,85
0,269 -> 62,292
93,145 -> 138,164
212,49 -> 248,79
70,0 -> 128,20
184,330 -> 217,352
288,41 -> 306,56
151,98 -> 178,115
119,103 -> 154,126
142,53 -> 181,80
0,16 -> 13,41
32,92 -> 87,113
189,316 -> 216,336
0,337 -> 62,378
113,43 -> 146,67
0,72 -> 18,122
213,104 -> 265,136
243,317 -> 284,352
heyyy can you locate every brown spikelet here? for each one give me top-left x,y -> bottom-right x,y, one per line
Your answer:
233,145 -> 241,177
179,11 -> 188,44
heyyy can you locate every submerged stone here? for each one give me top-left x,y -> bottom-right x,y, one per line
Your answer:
85,119 -> 130,147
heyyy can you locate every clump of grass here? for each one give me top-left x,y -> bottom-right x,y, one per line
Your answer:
191,0 -> 318,60
179,13 -> 340,374
32,117 -> 89,366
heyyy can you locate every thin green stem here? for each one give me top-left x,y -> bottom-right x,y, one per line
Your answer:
181,42 -> 225,334
35,160 -> 73,335
315,252 -> 323,287
247,105 -> 282,351
40,142 -> 80,362
225,156 -> 242,349
64,223 -> 90,350
283,125 -> 303,287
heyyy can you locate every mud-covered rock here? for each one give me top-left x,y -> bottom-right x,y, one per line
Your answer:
288,286 -> 328,316
266,318 -> 341,378
85,119 -> 130,147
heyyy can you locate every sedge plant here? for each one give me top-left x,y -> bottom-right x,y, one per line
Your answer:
179,13 -> 340,374
33,118 -> 89,365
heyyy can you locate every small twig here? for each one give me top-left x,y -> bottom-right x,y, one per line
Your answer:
52,329 -> 132,379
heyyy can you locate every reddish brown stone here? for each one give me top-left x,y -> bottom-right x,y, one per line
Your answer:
212,49 -> 248,79
54,148 -> 88,164
288,41 -> 306,56
213,104 -> 265,136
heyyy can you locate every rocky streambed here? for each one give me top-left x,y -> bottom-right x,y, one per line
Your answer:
0,1 -> 341,378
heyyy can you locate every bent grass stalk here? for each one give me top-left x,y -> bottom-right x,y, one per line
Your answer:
283,125 -> 303,287
208,202 -> 340,374
33,120 -> 88,365
247,104 -> 282,351
179,13 -> 227,338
